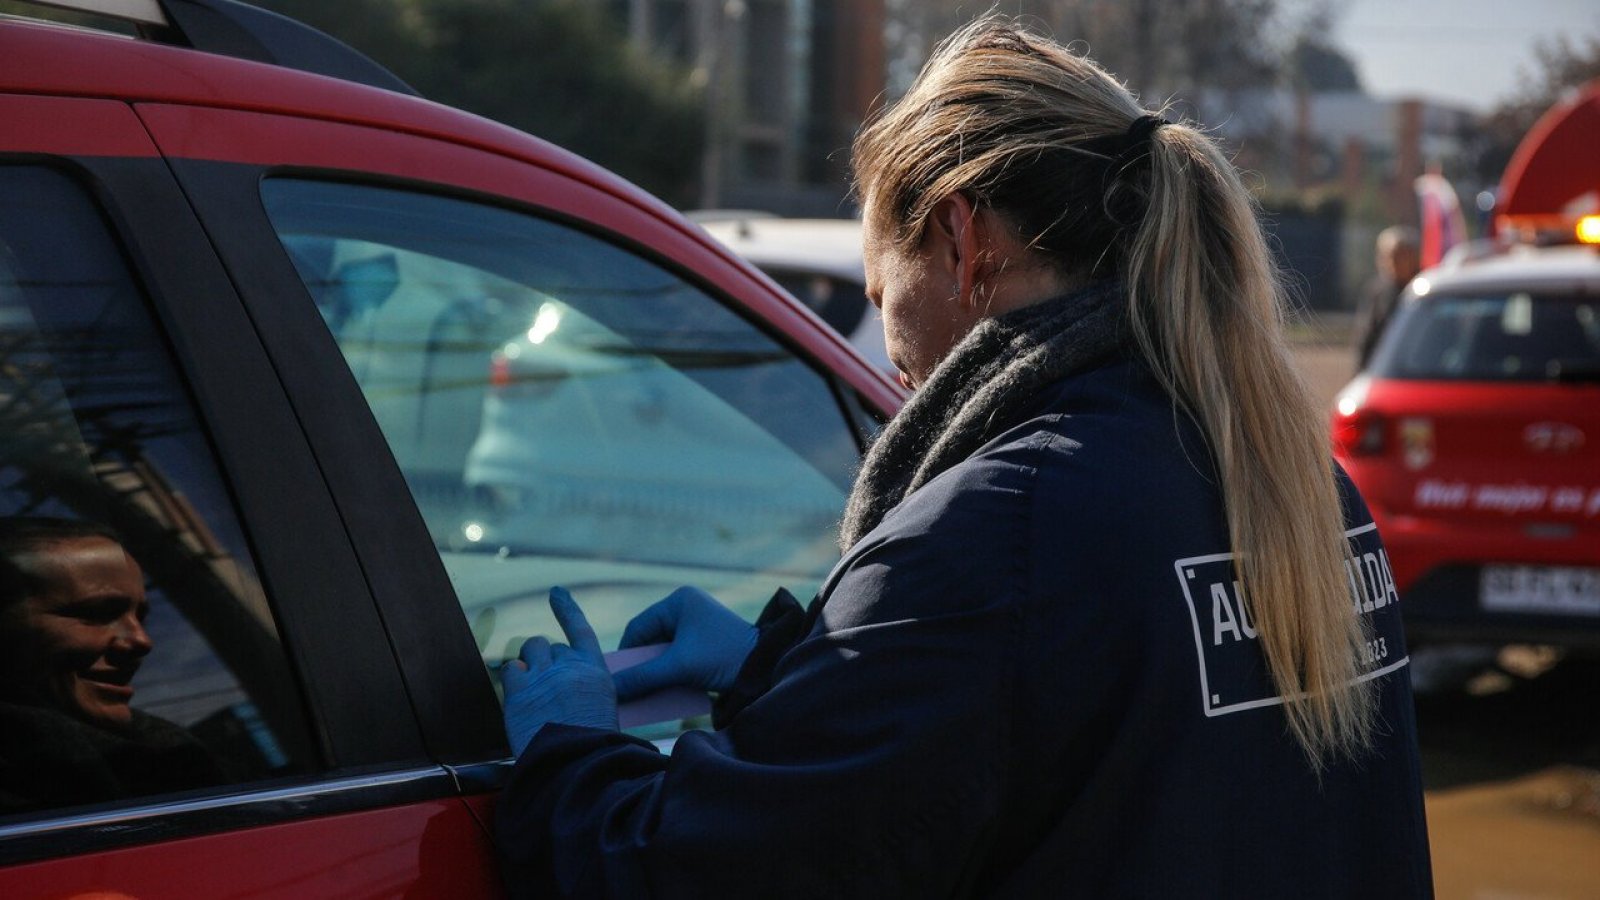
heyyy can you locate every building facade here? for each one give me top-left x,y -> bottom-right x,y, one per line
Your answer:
613,0 -> 885,216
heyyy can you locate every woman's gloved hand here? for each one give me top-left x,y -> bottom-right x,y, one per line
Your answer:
500,586 -> 619,758
612,586 -> 758,701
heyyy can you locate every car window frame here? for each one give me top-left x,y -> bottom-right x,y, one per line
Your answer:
139,104 -> 893,777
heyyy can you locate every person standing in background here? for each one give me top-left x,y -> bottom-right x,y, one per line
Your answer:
1354,226 -> 1422,368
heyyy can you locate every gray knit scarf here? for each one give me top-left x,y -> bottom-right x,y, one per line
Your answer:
839,280 -> 1129,550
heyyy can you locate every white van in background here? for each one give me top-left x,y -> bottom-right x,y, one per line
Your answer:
692,213 -> 891,373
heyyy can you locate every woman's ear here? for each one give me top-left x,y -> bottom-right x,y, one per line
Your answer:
925,193 -> 986,309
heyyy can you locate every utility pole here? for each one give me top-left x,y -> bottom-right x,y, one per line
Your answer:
697,0 -> 745,210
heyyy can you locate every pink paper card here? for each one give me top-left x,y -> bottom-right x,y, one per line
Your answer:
604,644 -> 713,730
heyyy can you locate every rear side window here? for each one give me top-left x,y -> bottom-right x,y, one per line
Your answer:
1373,292 -> 1600,381
259,180 -> 859,695
766,269 -> 869,337
0,167 -> 314,820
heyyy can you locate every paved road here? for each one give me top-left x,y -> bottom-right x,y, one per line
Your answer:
1289,339 -> 1600,900
1292,341 -> 1356,413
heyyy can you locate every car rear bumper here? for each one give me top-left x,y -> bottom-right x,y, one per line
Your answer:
1398,564 -> 1600,647
1378,515 -> 1600,646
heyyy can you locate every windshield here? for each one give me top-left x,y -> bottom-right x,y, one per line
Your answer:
1370,291 -> 1600,381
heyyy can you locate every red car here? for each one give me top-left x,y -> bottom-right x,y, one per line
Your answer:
1332,236 -> 1600,647
0,1 -> 897,894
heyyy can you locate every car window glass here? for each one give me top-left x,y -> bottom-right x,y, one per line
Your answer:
1375,292 -> 1600,380
260,180 -> 859,729
766,269 -> 869,336
0,166 -> 315,820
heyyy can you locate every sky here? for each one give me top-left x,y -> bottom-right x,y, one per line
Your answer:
1333,0 -> 1600,112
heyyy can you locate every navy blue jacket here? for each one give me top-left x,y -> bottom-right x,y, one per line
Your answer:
497,358 -> 1433,898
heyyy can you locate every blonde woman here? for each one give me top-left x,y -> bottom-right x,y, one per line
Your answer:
494,19 -> 1431,898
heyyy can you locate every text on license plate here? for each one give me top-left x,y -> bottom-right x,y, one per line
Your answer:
1481,566 -> 1600,616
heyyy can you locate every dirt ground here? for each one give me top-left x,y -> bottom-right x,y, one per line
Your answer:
1289,337 -> 1600,899
1427,767 -> 1600,900
1414,653 -> 1600,900
1292,340 -> 1359,412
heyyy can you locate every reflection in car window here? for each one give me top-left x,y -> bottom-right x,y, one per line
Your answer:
260,180 -> 860,693
1374,292 -> 1600,381
0,167 -> 313,818
767,270 -> 869,336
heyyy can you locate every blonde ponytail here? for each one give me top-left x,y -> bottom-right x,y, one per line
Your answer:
1128,124 -> 1374,766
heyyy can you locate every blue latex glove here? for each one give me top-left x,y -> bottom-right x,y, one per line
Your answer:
500,587 -> 619,758
612,585 -> 758,701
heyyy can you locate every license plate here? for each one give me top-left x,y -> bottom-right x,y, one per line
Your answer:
1481,565 -> 1600,616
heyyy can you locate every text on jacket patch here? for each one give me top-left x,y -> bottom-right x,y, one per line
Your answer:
1173,522 -> 1408,717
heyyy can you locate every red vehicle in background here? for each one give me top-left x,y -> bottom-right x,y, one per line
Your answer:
0,0 -> 896,894
1332,81 -> 1600,647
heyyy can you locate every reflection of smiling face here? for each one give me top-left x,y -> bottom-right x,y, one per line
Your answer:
0,537 -> 151,728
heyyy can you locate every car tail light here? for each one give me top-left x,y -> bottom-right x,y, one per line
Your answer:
1332,405 -> 1387,457
1578,215 -> 1600,245
489,352 -> 513,390
488,351 -> 566,397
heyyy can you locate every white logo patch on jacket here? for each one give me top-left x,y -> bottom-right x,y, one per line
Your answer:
1173,522 -> 1409,717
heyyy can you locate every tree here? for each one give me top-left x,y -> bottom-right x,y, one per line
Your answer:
1289,35 -> 1362,92
418,1 -> 705,205
255,0 -> 706,205
884,0 -> 1289,110
251,0 -> 426,84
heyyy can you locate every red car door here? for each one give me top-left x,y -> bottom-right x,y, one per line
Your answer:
0,93 -> 503,897
129,80 -> 899,873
